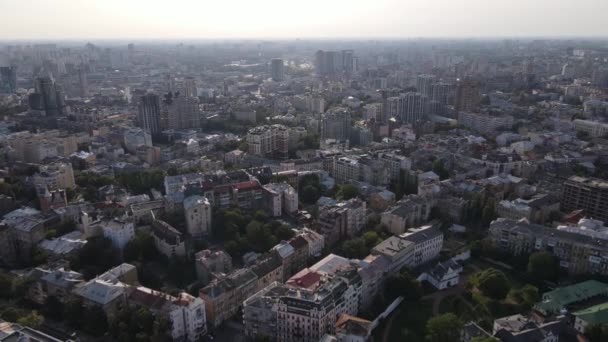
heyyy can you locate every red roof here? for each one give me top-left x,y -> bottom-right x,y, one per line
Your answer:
234,180 -> 260,191
287,270 -> 321,289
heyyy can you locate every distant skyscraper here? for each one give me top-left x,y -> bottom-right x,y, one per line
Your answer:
0,66 -> 17,94
77,67 -> 88,98
315,50 -> 356,76
271,58 -> 285,81
397,92 -> 427,124
416,74 -> 437,98
137,93 -> 162,135
455,78 -> 481,113
183,77 -> 197,97
321,109 -> 351,141
30,76 -> 65,116
167,94 -> 200,130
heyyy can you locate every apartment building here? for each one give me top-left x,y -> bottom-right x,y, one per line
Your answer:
573,119 -> 608,138
458,112 -> 513,134
194,249 -> 233,285
32,162 -> 75,192
489,218 -> 608,275
199,268 -> 258,328
247,124 -> 289,158
371,224 -> 443,272
318,199 -> 366,247
151,219 -> 186,258
183,195 -> 212,238
561,176 -> 608,224
263,183 -> 298,217
381,195 -> 435,235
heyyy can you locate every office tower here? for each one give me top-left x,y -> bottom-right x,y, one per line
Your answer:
592,67 -> 608,88
561,177 -> 608,224
167,94 -> 200,129
0,66 -> 17,94
315,50 -> 356,76
30,76 -> 65,116
416,74 -> 437,98
77,67 -> 88,97
270,58 -> 285,81
137,93 -> 162,135
455,78 -> 480,113
431,82 -> 454,105
561,63 -> 575,78
342,49 -> 355,74
321,109 -> 351,141
397,92 -> 427,124
183,77 -> 197,97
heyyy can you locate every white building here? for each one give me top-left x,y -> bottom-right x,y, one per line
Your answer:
99,219 -> 135,250
169,293 -> 207,342
557,218 -> 608,240
372,224 -> 443,271
418,259 -> 463,290
246,124 -> 289,157
183,195 -> 212,238
573,119 -> 608,138
123,127 -> 152,154
299,228 -> 325,259
263,183 -> 298,217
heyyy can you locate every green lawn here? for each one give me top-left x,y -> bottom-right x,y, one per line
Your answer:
386,299 -> 434,342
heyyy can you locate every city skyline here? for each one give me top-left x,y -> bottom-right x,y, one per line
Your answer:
1,0 -> 608,40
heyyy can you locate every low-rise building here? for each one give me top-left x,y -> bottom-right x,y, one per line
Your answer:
194,249 -> 233,285
151,219 -> 186,258
381,195 -> 434,235
489,218 -> 608,275
263,183 -> 298,217
199,268 -> 258,328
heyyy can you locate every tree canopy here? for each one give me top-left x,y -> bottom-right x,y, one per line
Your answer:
527,251 -> 558,283
426,313 -> 463,342
469,268 -> 510,300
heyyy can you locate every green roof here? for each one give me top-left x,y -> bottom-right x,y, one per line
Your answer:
535,280 -> 608,315
574,302 -> 608,325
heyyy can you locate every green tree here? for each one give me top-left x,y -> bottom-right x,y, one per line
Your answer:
64,298 -> 84,328
341,238 -> 368,259
83,306 -> 108,336
432,159 -> 450,180
527,252 -> 558,283
301,185 -> 320,204
362,231 -> 379,248
43,296 -> 64,319
509,284 -> 539,309
0,307 -> 19,322
72,236 -> 121,279
481,200 -> 496,226
299,174 -> 322,204
471,268 -> 510,300
426,313 -> 463,342
337,184 -> 359,200
246,221 -> 277,252
0,273 -> 12,299
586,323 -> 608,342
17,311 -> 44,329
385,271 -> 423,302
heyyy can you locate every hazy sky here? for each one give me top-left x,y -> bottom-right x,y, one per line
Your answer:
1,0 -> 607,40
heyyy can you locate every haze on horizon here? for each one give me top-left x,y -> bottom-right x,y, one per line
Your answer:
1,0 -> 608,40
